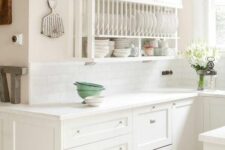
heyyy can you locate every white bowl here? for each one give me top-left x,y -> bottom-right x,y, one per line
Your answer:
114,49 -> 131,53
85,96 -> 104,107
113,53 -> 130,57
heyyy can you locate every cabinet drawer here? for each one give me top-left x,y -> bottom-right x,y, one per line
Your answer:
134,103 -> 172,150
63,110 -> 132,149
68,135 -> 132,150
156,145 -> 172,150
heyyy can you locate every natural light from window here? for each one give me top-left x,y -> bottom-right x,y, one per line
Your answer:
215,0 -> 225,47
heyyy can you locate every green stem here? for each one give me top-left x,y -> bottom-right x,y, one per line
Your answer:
198,74 -> 205,91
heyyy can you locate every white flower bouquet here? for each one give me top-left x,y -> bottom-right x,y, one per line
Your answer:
185,41 -> 219,90
185,41 -> 219,71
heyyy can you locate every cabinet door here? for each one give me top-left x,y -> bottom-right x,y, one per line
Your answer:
203,97 -> 225,131
134,103 -> 172,150
172,99 -> 196,150
63,110 -> 132,149
14,121 -> 56,150
69,135 -> 132,150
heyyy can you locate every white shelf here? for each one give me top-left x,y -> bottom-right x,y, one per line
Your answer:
95,35 -> 179,39
73,0 -> 182,63
119,0 -> 183,9
71,56 -> 182,64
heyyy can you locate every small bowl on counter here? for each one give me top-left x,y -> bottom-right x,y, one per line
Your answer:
77,89 -> 103,99
75,82 -> 104,91
74,82 -> 105,104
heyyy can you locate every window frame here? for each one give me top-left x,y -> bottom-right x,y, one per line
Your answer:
208,0 -> 225,51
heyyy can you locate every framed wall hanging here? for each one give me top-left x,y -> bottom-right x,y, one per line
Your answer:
0,0 -> 12,25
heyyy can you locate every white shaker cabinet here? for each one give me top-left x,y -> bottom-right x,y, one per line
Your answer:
0,113 -> 61,150
0,96 -> 199,150
203,97 -> 225,131
172,99 -> 197,150
63,110 -> 132,149
69,135 -> 132,150
157,145 -> 173,150
133,103 -> 172,150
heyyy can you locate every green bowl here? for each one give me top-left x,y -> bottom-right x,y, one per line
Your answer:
77,90 -> 103,99
74,82 -> 105,91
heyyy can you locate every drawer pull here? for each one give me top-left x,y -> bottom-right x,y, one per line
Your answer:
150,120 -> 156,124
76,130 -> 80,134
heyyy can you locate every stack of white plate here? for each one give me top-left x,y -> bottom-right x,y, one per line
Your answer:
114,39 -> 131,49
95,40 -> 110,58
113,49 -> 131,57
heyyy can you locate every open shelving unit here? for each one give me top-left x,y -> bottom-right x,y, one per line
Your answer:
73,0 -> 183,63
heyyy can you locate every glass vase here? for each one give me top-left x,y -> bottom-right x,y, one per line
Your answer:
198,74 -> 205,91
197,70 -> 206,91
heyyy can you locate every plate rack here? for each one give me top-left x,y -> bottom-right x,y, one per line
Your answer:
73,0 -> 183,63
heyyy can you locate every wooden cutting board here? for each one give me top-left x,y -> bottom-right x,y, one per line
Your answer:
0,0 -> 12,25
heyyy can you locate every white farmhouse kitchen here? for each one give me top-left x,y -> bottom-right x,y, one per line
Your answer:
1,0 -> 225,150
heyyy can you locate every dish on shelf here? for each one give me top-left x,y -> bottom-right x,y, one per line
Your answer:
95,39 -> 110,58
114,38 -> 131,49
113,49 -> 131,57
95,5 -> 178,37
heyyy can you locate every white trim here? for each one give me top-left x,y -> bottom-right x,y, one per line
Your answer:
207,0 -> 225,51
207,0 -> 217,46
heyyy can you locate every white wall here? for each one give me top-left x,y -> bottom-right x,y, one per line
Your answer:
27,0 -> 197,104
1,0 -> 224,105
29,60 -> 185,104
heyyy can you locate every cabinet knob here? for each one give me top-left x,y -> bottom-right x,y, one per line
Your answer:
119,147 -> 123,150
152,106 -> 156,109
76,130 -> 80,134
173,103 -> 176,106
150,120 -> 156,124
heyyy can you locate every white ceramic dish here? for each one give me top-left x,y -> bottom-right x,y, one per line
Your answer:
85,96 -> 104,107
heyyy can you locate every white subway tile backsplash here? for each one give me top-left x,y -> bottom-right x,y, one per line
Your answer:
28,59 -> 225,105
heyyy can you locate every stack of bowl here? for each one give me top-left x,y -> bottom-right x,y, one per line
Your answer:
95,40 -> 110,58
74,82 -> 105,100
113,49 -> 131,57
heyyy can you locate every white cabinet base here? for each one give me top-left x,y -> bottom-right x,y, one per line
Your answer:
203,143 -> 225,150
69,135 -> 132,150
134,103 -> 172,150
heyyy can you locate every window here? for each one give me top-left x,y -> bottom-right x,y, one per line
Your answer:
215,0 -> 225,47
209,0 -> 225,49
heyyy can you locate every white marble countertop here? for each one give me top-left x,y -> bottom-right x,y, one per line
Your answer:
0,89 -> 225,120
199,126 -> 225,145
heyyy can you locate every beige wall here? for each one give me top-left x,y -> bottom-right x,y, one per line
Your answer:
28,0 -> 74,62
0,0 -> 29,66
0,0 -> 29,103
178,0 -> 194,51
